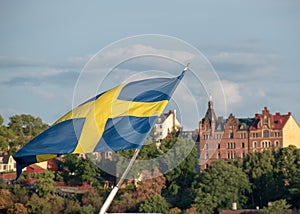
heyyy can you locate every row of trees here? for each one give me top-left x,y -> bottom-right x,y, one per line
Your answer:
0,114 -> 300,213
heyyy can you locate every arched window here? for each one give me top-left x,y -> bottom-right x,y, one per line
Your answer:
262,142 -> 265,148
253,142 -> 257,148
218,153 -> 221,159
242,142 -> 245,148
275,141 -> 279,147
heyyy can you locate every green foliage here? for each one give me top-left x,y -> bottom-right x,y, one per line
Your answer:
138,194 -> 169,213
109,192 -> 137,213
35,171 -> 56,197
64,199 -> 81,214
242,146 -> 300,208
76,158 -> 99,185
196,160 -> 251,212
81,189 -> 103,210
49,196 -> 65,214
0,114 -> 48,153
80,205 -> 96,214
11,184 -> 29,204
0,115 -> 4,125
26,193 -> 52,214
260,199 -> 291,214
193,189 -> 216,214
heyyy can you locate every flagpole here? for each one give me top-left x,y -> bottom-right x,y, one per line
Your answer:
99,148 -> 141,214
99,63 -> 190,214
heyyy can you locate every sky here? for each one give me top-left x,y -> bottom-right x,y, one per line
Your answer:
0,1 -> 299,130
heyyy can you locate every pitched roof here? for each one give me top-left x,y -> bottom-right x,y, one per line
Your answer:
0,154 -> 10,164
249,107 -> 291,130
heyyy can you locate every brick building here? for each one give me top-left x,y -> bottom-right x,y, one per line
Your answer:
198,98 -> 300,170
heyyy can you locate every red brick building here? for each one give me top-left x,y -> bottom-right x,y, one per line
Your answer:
198,98 -> 300,171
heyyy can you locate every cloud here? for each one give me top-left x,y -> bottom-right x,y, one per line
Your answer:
209,51 -> 281,81
0,56 -> 46,68
3,69 -> 78,87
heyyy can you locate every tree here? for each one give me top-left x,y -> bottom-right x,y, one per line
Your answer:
109,193 -> 137,213
195,160 -> 251,212
11,184 -> 29,205
136,168 -> 166,202
81,189 -> 103,211
0,114 -> 3,125
26,193 -> 51,214
0,189 -> 14,212
7,203 -> 28,214
49,196 -> 65,214
35,171 -> 56,197
8,114 -> 48,138
243,150 -> 279,207
160,137 -> 198,209
275,146 -> 300,208
3,114 -> 48,154
193,189 -> 216,214
0,119 -> 14,152
76,157 -> 100,185
260,199 -> 291,214
61,154 -> 80,183
64,199 -> 81,214
138,194 -> 169,213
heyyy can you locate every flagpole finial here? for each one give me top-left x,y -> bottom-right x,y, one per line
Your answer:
182,63 -> 190,75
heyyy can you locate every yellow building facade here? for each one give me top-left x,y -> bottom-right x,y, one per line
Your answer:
283,115 -> 300,148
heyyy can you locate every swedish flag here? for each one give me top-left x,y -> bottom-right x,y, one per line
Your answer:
13,73 -> 184,179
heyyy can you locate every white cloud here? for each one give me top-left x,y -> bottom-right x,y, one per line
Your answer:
211,52 -> 280,66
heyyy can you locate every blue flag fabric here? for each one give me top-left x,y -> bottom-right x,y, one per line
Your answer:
13,73 -> 184,180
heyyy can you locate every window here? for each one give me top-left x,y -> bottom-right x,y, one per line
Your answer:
218,143 -> 220,149
242,152 -> 245,158
268,142 -> 271,147
275,141 -> 279,147
205,153 -> 209,160
263,130 -> 269,138
218,153 -> 221,159
228,152 -> 231,159
205,143 -> 208,150
242,142 -> 245,148
262,142 -> 265,148
253,142 -> 257,148
3,165 -> 6,170
228,143 -> 231,149
230,132 -> 234,139
205,164 -> 209,169
229,125 -> 233,130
